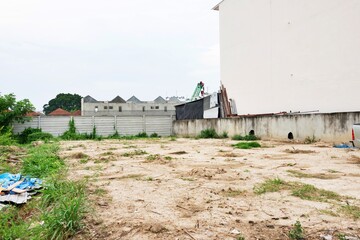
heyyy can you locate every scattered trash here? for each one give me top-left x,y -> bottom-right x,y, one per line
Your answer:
333,144 -> 353,149
320,234 -> 332,240
0,173 -> 42,206
230,229 -> 241,235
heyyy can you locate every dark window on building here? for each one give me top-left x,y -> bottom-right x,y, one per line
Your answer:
151,106 -> 154,109
164,106 -> 167,112
119,106 -> 122,112
109,106 -> 113,110
104,106 -> 108,110
142,106 -> 145,112
155,106 -> 159,109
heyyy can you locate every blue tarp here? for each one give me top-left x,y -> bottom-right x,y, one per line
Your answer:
0,173 -> 42,191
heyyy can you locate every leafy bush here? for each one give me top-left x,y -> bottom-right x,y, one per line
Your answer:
136,132 -> 148,138
150,133 -> 159,138
16,128 -> 42,144
199,128 -> 218,138
27,132 -> 53,142
0,127 -> 15,146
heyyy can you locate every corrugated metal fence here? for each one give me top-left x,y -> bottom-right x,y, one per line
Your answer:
13,115 -> 174,137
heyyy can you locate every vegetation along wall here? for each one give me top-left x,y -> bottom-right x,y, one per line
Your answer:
173,112 -> 360,143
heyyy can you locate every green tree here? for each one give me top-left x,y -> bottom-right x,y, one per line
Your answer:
0,93 -> 35,133
43,93 -> 82,115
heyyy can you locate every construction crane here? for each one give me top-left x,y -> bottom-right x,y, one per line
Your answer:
190,81 -> 205,101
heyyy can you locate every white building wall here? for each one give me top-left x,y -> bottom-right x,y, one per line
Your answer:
218,0 -> 360,114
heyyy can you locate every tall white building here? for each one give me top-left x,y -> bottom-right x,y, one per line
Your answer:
214,0 -> 360,114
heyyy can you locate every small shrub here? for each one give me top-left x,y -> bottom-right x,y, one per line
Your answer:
199,128 -> 218,138
27,132 -> 53,142
221,131 -> 228,138
233,141 -> 261,149
304,135 -> 318,144
288,221 -> 305,240
136,132 -> 148,138
150,133 -> 159,138
16,127 -> 42,144
0,127 -> 15,146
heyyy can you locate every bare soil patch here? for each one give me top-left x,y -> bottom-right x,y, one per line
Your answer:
60,138 -> 360,239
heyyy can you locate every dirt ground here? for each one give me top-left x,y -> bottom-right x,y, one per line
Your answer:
60,138 -> 360,240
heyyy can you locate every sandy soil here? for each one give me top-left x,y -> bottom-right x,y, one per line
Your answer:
60,138 -> 360,240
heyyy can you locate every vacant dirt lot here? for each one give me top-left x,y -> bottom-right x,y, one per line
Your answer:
60,138 -> 360,240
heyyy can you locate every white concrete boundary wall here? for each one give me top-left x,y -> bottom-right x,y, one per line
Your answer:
13,115 -> 174,137
173,112 -> 360,142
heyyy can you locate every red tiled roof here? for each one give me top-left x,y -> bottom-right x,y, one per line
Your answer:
48,108 -> 72,116
71,110 -> 81,116
25,111 -> 42,117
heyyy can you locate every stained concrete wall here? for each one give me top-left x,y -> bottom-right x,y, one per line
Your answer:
173,112 -> 360,142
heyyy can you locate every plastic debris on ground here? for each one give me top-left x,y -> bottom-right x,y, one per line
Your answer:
0,173 -> 42,206
333,143 -> 353,149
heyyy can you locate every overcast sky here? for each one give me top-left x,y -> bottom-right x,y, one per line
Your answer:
0,0 -> 221,111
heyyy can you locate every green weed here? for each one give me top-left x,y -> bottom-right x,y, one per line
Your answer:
233,142 -> 261,149
122,150 -> 147,157
288,221 -> 305,240
232,135 -> 259,141
254,178 -> 285,194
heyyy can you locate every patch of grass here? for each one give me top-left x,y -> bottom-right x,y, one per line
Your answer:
287,170 -> 338,179
198,128 -> 218,139
319,209 -> 339,217
101,151 -> 114,156
146,154 -> 161,162
289,221 -> 305,240
93,188 -> 107,196
233,141 -> 261,149
41,181 -> 86,240
232,134 -> 260,141
340,205 -> 360,219
254,178 -> 285,194
22,143 -> 64,178
80,158 -> 89,164
164,156 -> 173,160
291,184 -> 341,202
122,149 -> 147,157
